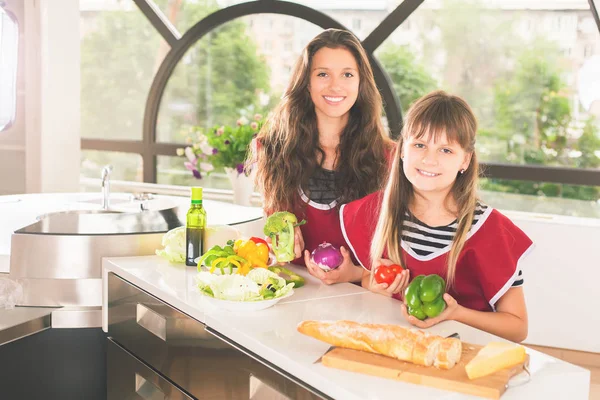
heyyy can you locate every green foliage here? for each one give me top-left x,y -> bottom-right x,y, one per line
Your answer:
493,40 -> 571,147
376,44 -> 437,111
181,114 -> 265,176
489,39 -> 599,202
425,0 -> 518,126
164,23 -> 271,139
575,119 -> 600,169
81,0 -> 270,144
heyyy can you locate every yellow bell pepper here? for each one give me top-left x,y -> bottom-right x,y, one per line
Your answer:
210,255 -> 247,274
236,262 -> 252,276
235,239 -> 269,269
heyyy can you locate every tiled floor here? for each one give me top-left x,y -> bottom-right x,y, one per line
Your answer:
527,344 -> 599,399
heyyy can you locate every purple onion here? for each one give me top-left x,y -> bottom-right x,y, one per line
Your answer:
311,242 -> 343,271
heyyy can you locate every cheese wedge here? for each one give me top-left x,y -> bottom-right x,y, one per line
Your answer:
465,342 -> 527,380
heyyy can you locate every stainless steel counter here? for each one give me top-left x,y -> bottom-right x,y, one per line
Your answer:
0,306 -> 57,346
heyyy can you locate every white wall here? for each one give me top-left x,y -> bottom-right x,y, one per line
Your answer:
508,211 -> 600,353
0,0 -> 80,195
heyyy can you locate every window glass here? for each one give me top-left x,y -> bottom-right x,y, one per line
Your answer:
157,15 -> 320,144
285,0 -> 396,40
81,150 -> 143,182
80,0 -> 167,140
481,178 -> 600,218
376,0 -> 600,205
150,0 -> 220,35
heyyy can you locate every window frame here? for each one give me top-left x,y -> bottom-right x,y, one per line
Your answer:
80,0 -> 600,188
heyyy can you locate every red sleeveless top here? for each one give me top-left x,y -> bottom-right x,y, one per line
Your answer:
340,191 -> 534,311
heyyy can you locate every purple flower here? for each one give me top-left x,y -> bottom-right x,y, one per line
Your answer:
236,163 -> 244,174
184,161 -> 196,171
224,140 -> 231,145
185,161 -> 202,179
212,148 -> 218,154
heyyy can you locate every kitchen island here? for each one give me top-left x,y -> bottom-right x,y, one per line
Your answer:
103,255 -> 591,399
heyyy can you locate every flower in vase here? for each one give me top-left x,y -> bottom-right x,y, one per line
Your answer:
178,113 -> 266,180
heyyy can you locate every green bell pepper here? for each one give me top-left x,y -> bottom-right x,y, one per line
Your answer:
404,274 -> 446,320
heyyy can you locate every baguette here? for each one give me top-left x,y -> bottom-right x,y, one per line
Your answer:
297,320 -> 461,369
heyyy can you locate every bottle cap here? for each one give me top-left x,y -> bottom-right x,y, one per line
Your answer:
191,187 -> 203,203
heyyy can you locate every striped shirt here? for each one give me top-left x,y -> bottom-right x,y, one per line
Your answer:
403,203 -> 523,287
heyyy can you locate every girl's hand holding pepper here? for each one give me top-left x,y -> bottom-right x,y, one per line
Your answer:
400,293 -> 461,328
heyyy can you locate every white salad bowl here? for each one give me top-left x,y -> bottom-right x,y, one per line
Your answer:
200,289 -> 294,312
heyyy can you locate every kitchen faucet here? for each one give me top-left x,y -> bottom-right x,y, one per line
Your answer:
101,165 -> 113,210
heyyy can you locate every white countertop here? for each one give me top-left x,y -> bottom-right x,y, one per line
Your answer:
103,255 -> 591,400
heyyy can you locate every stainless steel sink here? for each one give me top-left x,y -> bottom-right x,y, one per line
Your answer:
9,206 -> 185,308
36,209 -> 122,221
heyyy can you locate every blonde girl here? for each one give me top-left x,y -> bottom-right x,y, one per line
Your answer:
340,91 -> 533,342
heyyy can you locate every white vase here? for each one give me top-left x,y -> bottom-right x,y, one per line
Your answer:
224,167 -> 255,206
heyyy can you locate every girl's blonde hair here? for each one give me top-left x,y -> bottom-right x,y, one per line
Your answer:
369,90 -> 479,288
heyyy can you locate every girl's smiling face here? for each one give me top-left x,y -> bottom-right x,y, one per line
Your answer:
401,131 -> 472,196
308,47 -> 360,121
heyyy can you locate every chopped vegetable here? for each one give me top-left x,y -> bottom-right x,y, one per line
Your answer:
268,266 -> 305,288
197,244 -> 236,272
263,211 -> 306,263
155,226 -> 186,263
196,268 -> 294,301
234,239 -> 269,269
249,236 -> 269,247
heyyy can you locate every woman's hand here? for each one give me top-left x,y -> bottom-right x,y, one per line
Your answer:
264,225 -> 305,264
368,259 -> 410,298
293,225 -> 305,260
400,293 -> 461,328
304,246 -> 362,284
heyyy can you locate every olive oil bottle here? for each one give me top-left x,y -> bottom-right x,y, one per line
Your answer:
185,187 -> 207,266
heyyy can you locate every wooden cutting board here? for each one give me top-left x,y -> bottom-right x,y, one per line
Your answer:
321,343 -> 529,399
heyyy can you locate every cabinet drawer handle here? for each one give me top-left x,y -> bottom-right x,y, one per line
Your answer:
135,373 -> 164,400
136,303 -> 166,341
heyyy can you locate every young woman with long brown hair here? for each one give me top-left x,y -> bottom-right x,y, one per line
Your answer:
249,29 -> 392,284
340,91 -> 533,341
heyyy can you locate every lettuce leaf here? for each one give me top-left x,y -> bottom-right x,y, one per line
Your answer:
155,226 -> 186,263
246,268 -> 286,288
196,269 -> 294,302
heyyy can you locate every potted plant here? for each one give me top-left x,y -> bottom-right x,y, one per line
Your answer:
178,114 -> 264,206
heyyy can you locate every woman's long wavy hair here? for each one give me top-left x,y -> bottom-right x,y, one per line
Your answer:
249,28 -> 391,213
369,91 -> 479,289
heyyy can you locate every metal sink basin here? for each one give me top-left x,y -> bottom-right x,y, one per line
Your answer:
36,209 -> 122,221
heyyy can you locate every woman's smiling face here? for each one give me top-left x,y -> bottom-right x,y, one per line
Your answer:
308,46 -> 359,121
401,131 -> 472,196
